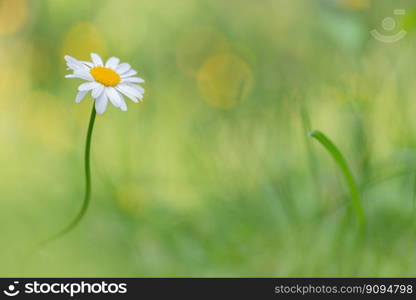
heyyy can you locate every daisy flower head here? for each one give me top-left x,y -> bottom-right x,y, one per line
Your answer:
65,53 -> 145,114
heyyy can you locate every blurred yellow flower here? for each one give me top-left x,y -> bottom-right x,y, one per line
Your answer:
197,53 -> 253,109
0,0 -> 27,36
61,23 -> 106,61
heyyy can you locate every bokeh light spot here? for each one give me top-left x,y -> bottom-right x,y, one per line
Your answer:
338,0 -> 370,11
61,23 -> 106,61
19,91 -> 72,153
117,184 -> 147,215
0,0 -> 27,36
197,53 -> 254,109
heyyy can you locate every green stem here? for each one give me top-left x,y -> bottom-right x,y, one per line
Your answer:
309,130 -> 365,228
44,103 -> 96,244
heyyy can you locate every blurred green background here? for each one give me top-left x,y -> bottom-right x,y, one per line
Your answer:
1,0 -> 416,276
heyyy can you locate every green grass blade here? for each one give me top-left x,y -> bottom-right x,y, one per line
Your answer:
309,130 -> 365,227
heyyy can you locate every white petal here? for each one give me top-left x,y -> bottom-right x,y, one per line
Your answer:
121,69 -> 137,78
66,62 -> 81,71
117,84 -> 143,99
67,63 -> 86,72
106,87 -> 123,108
92,84 -> 105,99
64,55 -> 78,63
119,98 -> 127,111
105,57 -> 120,69
75,90 -> 88,103
65,56 -> 90,72
95,92 -> 108,114
81,61 -> 94,68
65,55 -> 82,66
78,81 -> 99,91
68,71 -> 94,81
116,86 -> 138,103
106,87 -> 128,111
91,53 -> 103,66
116,63 -> 131,74
122,77 -> 145,83
127,83 -> 145,94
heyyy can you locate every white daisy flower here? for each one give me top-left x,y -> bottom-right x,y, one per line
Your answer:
65,53 -> 145,114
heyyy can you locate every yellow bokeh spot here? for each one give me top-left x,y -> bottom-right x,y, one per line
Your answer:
117,184 -> 147,215
0,0 -> 27,36
197,53 -> 254,109
19,91 -> 72,153
90,67 -> 120,86
0,67 -> 29,94
61,23 -> 106,61
338,0 -> 370,11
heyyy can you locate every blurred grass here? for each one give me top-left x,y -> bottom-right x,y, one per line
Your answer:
1,0 -> 416,276
309,129 -> 365,227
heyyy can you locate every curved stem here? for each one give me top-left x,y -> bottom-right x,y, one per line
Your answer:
43,104 -> 96,244
309,130 -> 366,229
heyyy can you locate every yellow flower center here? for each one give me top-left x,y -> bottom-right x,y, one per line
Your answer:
90,67 -> 121,86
